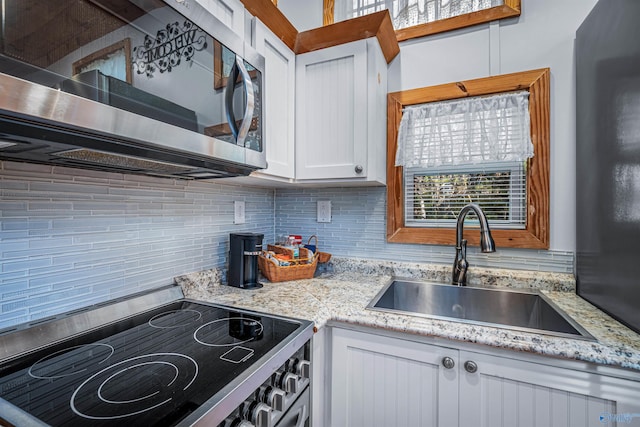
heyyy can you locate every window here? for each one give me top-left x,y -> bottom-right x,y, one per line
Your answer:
72,39 -> 132,84
323,0 -> 520,41
405,161 -> 526,228
386,68 -> 550,249
399,90 -> 532,230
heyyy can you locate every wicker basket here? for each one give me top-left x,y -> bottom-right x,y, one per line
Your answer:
317,251 -> 332,263
305,235 -> 332,264
258,245 -> 318,282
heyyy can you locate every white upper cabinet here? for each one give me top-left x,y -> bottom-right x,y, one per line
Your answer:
195,0 -> 245,36
252,19 -> 296,179
229,10 -> 397,187
295,38 -> 387,184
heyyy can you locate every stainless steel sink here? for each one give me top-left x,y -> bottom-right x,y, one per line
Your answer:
367,279 -> 594,340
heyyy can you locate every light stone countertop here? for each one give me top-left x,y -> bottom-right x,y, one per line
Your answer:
176,258 -> 640,372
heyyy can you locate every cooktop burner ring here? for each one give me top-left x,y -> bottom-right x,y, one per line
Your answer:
193,317 -> 264,347
28,343 -> 114,380
98,361 -> 179,404
69,352 -> 198,420
148,309 -> 203,329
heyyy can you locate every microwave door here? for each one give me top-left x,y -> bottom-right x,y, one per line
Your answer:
224,55 -> 255,147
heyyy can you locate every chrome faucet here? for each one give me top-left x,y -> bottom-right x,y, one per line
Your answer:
452,203 -> 496,286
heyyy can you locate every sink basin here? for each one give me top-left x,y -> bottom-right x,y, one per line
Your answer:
367,279 -> 594,340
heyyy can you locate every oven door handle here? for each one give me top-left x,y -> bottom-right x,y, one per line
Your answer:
294,404 -> 307,427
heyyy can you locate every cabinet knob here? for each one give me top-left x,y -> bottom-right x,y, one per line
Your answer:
354,165 -> 363,174
464,360 -> 478,374
442,356 -> 455,369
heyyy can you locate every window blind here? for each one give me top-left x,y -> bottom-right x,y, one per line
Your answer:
335,0 -> 504,30
404,162 -> 527,228
396,91 -> 533,168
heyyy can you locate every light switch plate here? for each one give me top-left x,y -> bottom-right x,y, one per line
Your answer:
234,201 -> 245,224
317,200 -> 331,223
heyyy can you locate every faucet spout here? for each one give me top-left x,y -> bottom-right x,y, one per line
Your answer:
452,203 -> 496,286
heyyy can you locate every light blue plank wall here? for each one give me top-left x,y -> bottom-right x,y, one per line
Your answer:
0,161 -> 274,329
1,161 -> 574,329
274,187 -> 574,274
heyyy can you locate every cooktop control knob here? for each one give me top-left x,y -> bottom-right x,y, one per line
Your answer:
256,385 -> 269,402
265,387 -> 286,412
257,384 -> 286,412
297,360 -> 311,379
250,402 -> 272,427
230,418 -> 254,427
281,372 -> 298,394
285,357 -> 299,373
272,370 -> 298,394
270,371 -> 280,387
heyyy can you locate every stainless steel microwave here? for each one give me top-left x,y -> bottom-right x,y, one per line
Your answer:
0,0 -> 265,179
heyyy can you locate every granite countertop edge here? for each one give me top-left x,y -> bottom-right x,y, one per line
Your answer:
175,259 -> 640,373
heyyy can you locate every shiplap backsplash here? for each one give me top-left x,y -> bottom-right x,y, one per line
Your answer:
274,187 -> 574,274
0,161 -> 274,329
1,161 -> 574,329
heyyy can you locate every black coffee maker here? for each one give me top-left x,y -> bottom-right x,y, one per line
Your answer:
228,233 -> 263,289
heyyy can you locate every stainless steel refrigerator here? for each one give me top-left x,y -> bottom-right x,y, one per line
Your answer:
576,0 -> 640,334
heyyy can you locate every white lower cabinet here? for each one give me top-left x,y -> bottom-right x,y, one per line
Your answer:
330,327 -> 459,427
329,327 -> 640,427
457,349 -> 635,427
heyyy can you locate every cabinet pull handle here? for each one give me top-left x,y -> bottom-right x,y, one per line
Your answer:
464,360 -> 478,373
355,165 -> 363,174
442,356 -> 455,369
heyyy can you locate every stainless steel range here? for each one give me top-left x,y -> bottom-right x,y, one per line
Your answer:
0,286 -> 313,426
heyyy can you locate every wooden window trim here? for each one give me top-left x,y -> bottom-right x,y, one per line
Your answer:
386,68 -> 550,249
240,1 -> 400,63
323,0 -> 520,42
72,38 -> 132,84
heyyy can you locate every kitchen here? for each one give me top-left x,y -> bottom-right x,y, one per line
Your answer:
1,0 -> 640,425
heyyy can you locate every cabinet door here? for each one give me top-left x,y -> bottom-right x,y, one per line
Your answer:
295,40 -> 368,180
253,19 -> 295,179
331,328 -> 459,427
196,0 -> 245,36
459,350 -> 640,427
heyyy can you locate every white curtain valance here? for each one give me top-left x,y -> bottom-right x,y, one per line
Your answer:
395,91 -> 533,168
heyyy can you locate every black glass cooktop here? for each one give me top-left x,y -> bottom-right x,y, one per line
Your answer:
0,301 -> 301,426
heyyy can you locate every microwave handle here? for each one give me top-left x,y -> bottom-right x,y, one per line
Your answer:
224,55 -> 255,146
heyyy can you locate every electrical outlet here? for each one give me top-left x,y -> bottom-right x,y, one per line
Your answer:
234,201 -> 245,224
317,200 -> 331,223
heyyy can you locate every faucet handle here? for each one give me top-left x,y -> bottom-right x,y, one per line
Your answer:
457,239 -> 468,266
458,239 -> 467,254
453,239 -> 469,286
